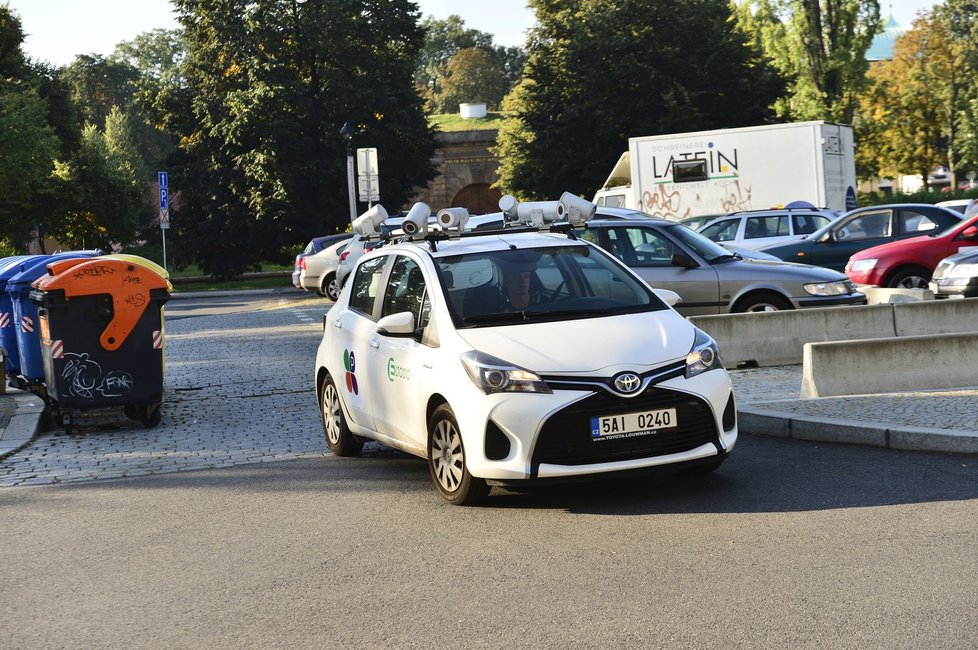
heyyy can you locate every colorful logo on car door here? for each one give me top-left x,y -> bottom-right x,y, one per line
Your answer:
343,349 -> 358,395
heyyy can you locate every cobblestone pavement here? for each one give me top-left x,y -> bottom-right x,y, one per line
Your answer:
0,298 -> 329,486
731,366 -> 978,433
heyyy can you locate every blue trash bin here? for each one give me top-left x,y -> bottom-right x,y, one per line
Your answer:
6,251 -> 100,385
0,255 -> 40,377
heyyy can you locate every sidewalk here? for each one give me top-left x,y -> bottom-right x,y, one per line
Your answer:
0,387 -> 46,459
2,361 -> 976,462
732,366 -> 978,454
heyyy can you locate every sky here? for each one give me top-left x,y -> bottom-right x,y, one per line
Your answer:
7,0 -> 939,68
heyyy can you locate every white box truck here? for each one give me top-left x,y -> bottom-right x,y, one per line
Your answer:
592,121 -> 857,221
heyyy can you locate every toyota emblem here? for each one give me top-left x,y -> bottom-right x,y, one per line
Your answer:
613,372 -> 642,394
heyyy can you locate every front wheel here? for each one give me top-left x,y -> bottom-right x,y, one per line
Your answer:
320,374 -> 363,456
428,404 -> 488,505
887,267 -> 930,289
733,292 -> 792,313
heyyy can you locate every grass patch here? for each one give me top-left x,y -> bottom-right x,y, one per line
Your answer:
171,274 -> 293,293
429,111 -> 509,132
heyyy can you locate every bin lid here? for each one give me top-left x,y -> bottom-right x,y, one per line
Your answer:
6,251 -> 100,289
34,257 -> 170,352
101,254 -> 173,291
0,255 -> 39,281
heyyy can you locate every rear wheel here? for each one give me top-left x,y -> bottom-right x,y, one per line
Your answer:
320,374 -> 362,456
886,266 -> 930,289
321,273 -> 339,301
733,291 -> 792,313
428,404 -> 488,505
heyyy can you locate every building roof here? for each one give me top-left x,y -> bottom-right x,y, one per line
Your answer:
866,15 -> 905,61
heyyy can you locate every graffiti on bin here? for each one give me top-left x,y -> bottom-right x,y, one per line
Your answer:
125,293 -> 147,308
72,264 -> 117,280
61,352 -> 134,398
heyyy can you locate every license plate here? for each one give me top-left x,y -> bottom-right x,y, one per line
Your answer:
590,408 -> 678,441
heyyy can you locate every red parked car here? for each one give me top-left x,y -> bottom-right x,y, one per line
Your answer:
845,207 -> 978,288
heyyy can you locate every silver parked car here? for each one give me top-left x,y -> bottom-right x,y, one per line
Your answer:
294,235 -> 353,300
582,208 -> 866,316
696,208 -> 836,251
929,248 -> 978,298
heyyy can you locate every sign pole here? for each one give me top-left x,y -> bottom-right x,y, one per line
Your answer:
158,171 -> 170,273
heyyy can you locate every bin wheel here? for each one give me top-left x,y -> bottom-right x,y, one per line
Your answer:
62,411 -> 75,435
124,404 -> 140,420
140,405 -> 162,428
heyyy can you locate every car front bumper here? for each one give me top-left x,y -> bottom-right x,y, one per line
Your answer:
457,367 -> 736,482
794,292 -> 867,308
929,278 -> 978,298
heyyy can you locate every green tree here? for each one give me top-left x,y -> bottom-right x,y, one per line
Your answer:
47,123 -> 143,249
429,47 -> 509,112
495,0 -> 785,200
938,0 -> 978,184
855,9 -> 978,187
0,80 -> 59,245
170,0 -> 436,277
417,15 -> 495,97
59,54 -> 140,129
739,0 -> 880,122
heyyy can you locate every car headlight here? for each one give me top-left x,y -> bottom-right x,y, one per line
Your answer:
685,328 -> 723,378
461,351 -> 552,394
947,263 -> 978,279
848,258 -> 878,273
803,279 -> 854,296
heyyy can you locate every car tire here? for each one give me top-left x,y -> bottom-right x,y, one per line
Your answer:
428,404 -> 489,505
321,273 -> 339,301
320,374 -> 363,457
732,291 -> 792,313
886,266 -> 931,289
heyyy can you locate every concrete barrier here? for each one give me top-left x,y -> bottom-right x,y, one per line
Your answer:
892,298 -> 978,336
800,332 -> 978,397
690,297 -> 978,369
690,304 -> 897,368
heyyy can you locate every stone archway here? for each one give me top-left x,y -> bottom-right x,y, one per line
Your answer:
452,183 -> 502,215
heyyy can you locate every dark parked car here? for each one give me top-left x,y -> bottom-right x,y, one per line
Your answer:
758,204 -> 963,271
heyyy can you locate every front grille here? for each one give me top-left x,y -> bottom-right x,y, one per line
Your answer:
531,387 -> 718,472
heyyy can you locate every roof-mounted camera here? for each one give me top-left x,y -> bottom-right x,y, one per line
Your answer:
352,204 -> 388,238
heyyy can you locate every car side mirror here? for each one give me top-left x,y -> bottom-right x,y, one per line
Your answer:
671,252 -> 698,269
817,231 -> 834,243
652,288 -> 682,306
376,312 -> 416,337
961,226 -> 978,240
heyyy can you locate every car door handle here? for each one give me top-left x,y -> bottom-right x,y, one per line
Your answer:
332,319 -> 343,329
368,337 -> 380,349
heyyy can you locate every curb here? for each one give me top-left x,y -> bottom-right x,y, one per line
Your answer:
738,406 -> 978,454
0,392 -> 47,460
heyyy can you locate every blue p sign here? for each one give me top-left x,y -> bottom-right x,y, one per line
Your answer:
160,187 -> 168,209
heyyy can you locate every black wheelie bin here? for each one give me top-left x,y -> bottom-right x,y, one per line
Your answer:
30,257 -> 170,433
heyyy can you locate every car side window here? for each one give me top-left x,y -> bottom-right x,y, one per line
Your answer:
700,219 -> 739,242
899,210 -> 939,233
792,214 -> 829,235
745,216 -> 787,239
349,256 -> 388,317
836,210 -> 891,241
381,256 -> 429,328
621,227 -> 678,267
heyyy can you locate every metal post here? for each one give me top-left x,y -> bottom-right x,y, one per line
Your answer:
162,228 -> 167,272
340,122 -> 357,226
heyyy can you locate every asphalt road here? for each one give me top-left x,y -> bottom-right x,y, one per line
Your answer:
1,291 -> 976,648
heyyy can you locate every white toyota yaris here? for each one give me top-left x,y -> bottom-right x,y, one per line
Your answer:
314,196 -> 738,504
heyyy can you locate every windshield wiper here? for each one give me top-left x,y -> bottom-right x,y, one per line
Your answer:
708,253 -> 740,263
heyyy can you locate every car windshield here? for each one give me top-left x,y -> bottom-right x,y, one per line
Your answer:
664,223 -> 739,262
435,244 -> 666,327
